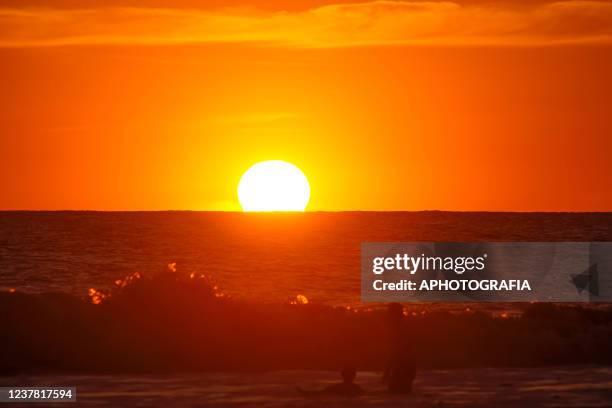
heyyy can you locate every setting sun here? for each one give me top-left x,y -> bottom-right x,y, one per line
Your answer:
237,160 -> 310,212
238,160 -> 310,211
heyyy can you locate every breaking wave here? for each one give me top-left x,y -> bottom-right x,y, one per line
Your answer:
2,264 -> 612,374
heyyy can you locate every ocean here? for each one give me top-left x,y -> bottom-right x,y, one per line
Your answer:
1,211 -> 610,305
2,211 -> 612,374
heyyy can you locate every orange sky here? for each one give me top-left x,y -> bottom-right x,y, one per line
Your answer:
1,0 -> 611,211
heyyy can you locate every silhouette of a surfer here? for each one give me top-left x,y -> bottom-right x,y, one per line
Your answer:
383,303 -> 417,394
297,366 -> 364,397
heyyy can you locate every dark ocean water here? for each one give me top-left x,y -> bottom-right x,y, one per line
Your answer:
0,211 -> 610,305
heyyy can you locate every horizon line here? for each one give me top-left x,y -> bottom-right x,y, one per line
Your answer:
1,210 -> 611,214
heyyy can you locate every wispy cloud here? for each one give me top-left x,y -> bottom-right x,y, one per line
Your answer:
1,1 -> 612,47
213,112 -> 301,125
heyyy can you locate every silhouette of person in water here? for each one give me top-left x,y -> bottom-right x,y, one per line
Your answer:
383,303 -> 417,394
297,366 -> 364,397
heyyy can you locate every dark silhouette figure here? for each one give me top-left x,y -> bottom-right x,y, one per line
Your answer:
297,366 -> 364,397
383,303 -> 416,394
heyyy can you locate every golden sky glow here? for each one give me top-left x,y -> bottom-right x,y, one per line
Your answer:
1,1 -> 611,211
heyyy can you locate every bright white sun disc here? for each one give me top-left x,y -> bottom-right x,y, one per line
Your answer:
238,160 -> 310,212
